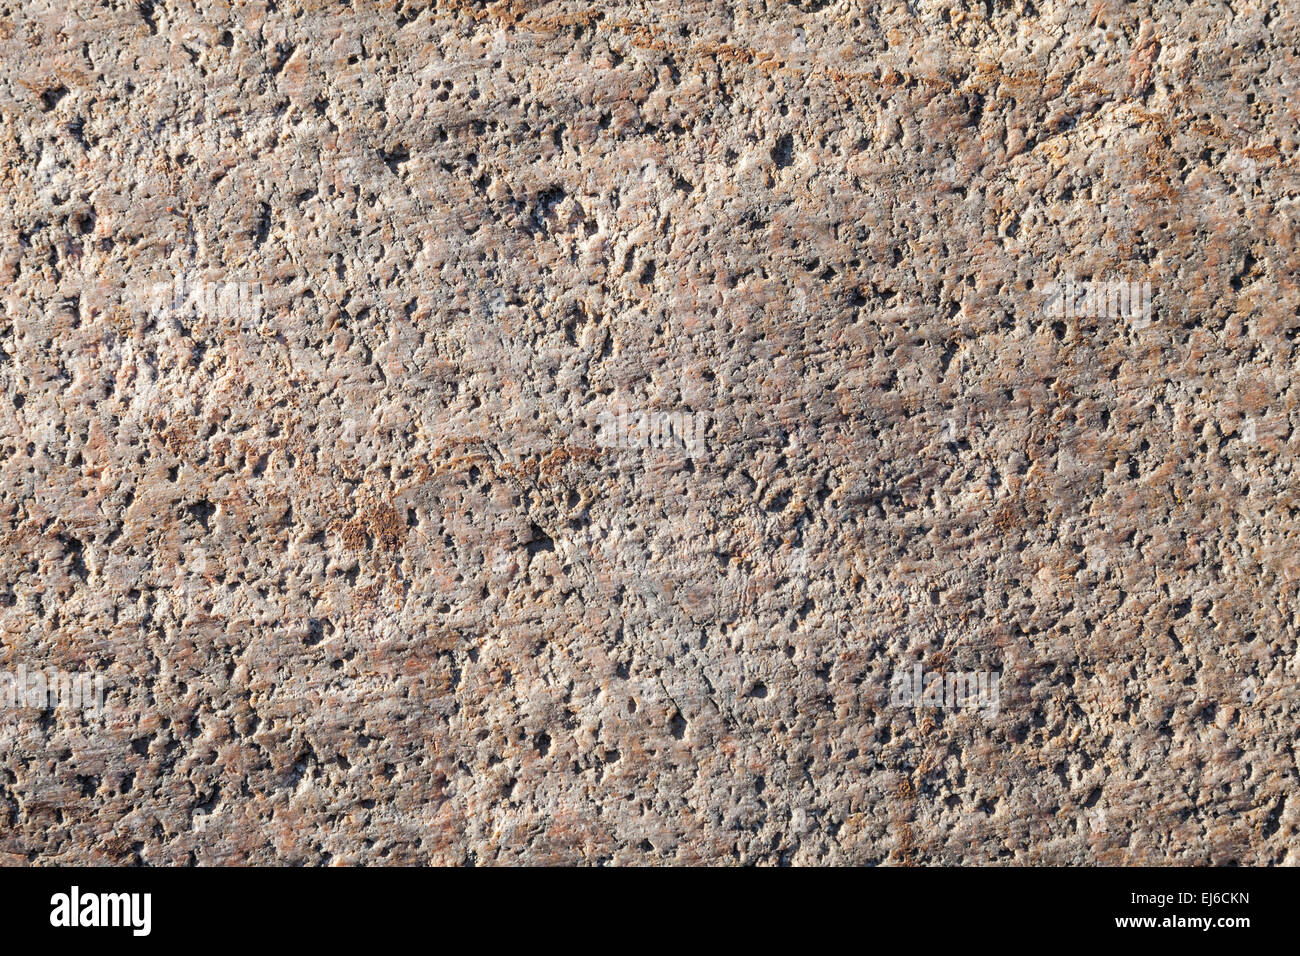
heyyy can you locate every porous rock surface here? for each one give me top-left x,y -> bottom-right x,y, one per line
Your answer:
1,0 -> 1298,865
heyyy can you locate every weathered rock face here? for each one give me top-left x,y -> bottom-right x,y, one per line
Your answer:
0,0 -> 1297,865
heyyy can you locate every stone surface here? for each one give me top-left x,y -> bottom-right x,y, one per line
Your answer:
1,0 -> 1298,865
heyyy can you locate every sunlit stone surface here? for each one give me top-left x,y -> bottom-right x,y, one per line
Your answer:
0,1 -> 1297,864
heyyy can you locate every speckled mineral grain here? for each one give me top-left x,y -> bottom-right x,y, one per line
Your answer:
1,0 -> 1298,865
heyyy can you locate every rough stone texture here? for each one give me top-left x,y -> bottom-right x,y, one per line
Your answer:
1,0 -> 1298,865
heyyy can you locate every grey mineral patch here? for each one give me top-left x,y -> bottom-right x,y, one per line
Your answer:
0,1 -> 1298,865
